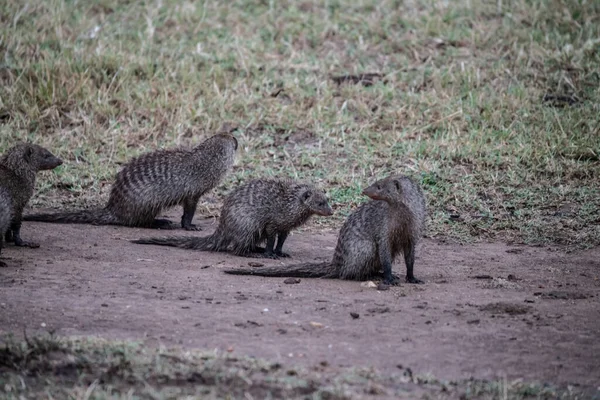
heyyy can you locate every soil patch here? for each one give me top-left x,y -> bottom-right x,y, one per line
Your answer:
1,212 -> 599,390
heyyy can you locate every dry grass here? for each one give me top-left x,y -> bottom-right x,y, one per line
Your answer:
0,0 -> 598,247
0,334 -> 586,399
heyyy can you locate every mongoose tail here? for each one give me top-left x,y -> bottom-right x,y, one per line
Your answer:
131,235 -> 213,250
224,262 -> 337,278
23,209 -> 119,225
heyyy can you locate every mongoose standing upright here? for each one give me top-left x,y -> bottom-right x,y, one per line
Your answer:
24,133 -> 238,230
0,187 -> 14,267
224,175 -> 426,284
132,179 -> 334,258
0,143 -> 63,249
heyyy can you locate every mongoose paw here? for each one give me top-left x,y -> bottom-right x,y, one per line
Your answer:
383,276 -> 401,286
274,251 -> 290,258
260,252 -> 279,260
14,240 -> 40,249
183,224 -> 202,231
406,276 -> 424,284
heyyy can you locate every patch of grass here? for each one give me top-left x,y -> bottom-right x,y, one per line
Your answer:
0,334 -> 589,399
0,0 -> 598,248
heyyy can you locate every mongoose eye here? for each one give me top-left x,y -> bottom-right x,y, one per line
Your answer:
394,181 -> 401,190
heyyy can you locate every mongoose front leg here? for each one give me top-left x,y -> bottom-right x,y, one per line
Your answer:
274,231 -> 290,257
404,243 -> 423,284
261,234 -> 279,259
378,242 -> 399,285
10,221 -> 39,248
181,196 -> 202,231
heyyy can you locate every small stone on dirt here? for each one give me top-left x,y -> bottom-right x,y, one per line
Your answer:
467,319 -> 480,324
367,307 -> 391,314
524,299 -> 535,303
361,281 -> 377,288
541,291 -> 590,300
471,275 -> 493,280
507,274 -> 518,281
101,303 -> 108,307
309,321 -> 324,328
350,312 -> 360,319
248,262 -> 264,268
201,265 -> 210,269
284,278 -> 301,284
480,302 -> 531,315
506,248 -> 524,254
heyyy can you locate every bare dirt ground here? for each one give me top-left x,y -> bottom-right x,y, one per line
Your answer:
1,212 -> 599,391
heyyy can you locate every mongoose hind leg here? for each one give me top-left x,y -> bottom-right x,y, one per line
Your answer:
245,235 -> 280,259
10,222 -> 39,248
274,231 -> 290,258
181,196 -> 202,231
404,243 -> 423,284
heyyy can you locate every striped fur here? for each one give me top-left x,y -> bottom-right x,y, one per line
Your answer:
133,178 -> 333,256
224,175 -> 427,284
24,133 -> 237,228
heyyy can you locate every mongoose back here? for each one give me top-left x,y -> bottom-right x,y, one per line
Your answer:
224,175 -> 426,284
0,143 -> 63,248
132,178 -> 334,258
0,187 -> 14,266
24,133 -> 238,230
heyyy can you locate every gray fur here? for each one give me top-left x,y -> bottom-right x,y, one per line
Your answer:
23,133 -> 238,230
133,178 -> 334,258
225,175 -> 426,284
0,143 -> 63,249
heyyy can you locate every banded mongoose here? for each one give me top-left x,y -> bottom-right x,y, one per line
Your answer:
24,133 -> 238,230
0,143 -> 63,249
132,179 -> 334,258
224,175 -> 426,284
0,188 -> 14,267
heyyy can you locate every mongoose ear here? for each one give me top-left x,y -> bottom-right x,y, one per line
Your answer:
24,146 -> 34,161
231,136 -> 238,150
301,190 -> 312,202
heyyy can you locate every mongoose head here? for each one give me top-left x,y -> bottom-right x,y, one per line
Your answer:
25,144 -> 63,171
300,188 -> 334,216
3,143 -> 63,172
362,175 -> 405,203
213,133 -> 238,151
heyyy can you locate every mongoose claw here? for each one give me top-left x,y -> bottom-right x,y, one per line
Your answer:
382,274 -> 401,286
261,252 -> 279,260
14,240 -> 40,248
406,276 -> 424,284
183,224 -> 202,231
